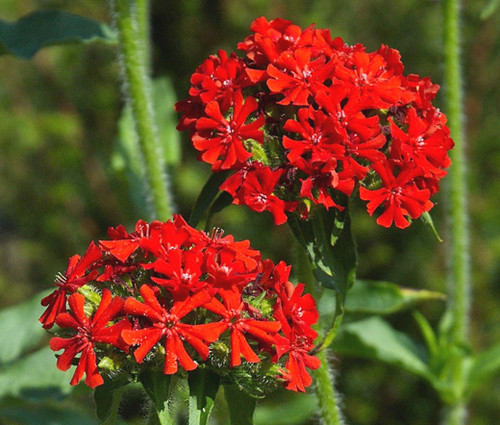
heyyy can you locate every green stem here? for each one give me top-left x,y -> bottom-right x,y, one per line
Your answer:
109,0 -> 174,221
312,349 -> 344,425
293,241 -> 345,425
442,0 -> 470,423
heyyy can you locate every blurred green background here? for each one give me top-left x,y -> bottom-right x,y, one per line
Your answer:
0,0 -> 499,424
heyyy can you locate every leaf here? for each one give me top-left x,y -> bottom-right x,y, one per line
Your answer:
334,316 -> 433,380
464,341 -> 500,397
188,368 -> 220,425
254,392 -> 317,425
0,347 -> 72,401
0,399 -> 98,425
481,0 -> 500,19
189,171 -> 231,228
0,290 -> 50,366
345,280 -> 445,315
139,370 -> 172,425
0,9 -> 116,59
223,385 -> 256,425
94,374 -> 129,424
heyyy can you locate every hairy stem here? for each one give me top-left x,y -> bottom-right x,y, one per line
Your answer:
442,0 -> 470,423
312,349 -> 344,425
109,0 -> 174,221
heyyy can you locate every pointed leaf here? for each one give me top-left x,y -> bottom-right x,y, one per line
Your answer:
224,385 -> 256,425
0,9 -> 116,59
464,341 -> 500,397
188,368 -> 220,425
94,374 -> 129,424
334,317 -> 433,380
139,370 -> 172,425
0,290 -> 49,365
189,171 -> 231,228
345,280 -> 445,315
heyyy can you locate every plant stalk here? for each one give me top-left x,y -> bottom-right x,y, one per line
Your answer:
293,241 -> 345,425
109,0 -> 174,221
442,0 -> 470,423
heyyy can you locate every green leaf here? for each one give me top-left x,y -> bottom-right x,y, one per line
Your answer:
94,374 -> 129,424
189,171 -> 231,228
345,280 -> 445,315
0,347 -> 72,401
188,369 -> 220,425
223,385 -> 256,425
464,340 -> 500,397
139,369 -> 173,425
0,399 -> 98,425
334,317 -> 433,381
0,290 -> 49,365
481,0 -> 500,19
288,204 -> 357,303
0,9 -> 116,59
254,392 -> 317,425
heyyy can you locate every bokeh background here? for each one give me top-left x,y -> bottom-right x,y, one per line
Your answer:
0,1 -> 499,424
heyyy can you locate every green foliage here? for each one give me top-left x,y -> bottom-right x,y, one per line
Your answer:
464,341 -> 500,398
223,385 -> 256,425
0,347 -> 72,401
334,316 -> 433,381
345,280 -> 445,315
0,399 -> 98,425
0,290 -> 49,365
0,9 -> 116,59
188,368 -> 220,425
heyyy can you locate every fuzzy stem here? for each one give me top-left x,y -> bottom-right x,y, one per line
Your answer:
293,241 -> 346,425
109,0 -> 174,221
442,0 -> 470,423
312,349 -> 344,425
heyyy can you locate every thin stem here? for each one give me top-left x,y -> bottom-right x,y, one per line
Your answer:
312,349 -> 344,425
442,0 -> 470,423
109,0 -> 174,221
293,241 -> 346,425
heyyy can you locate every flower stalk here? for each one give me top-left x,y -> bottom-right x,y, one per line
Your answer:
109,0 -> 174,221
441,0 -> 470,423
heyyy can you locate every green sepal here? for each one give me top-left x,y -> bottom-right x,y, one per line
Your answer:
223,384 -> 256,425
188,368 -> 220,425
0,9 -> 116,59
420,211 -> 443,242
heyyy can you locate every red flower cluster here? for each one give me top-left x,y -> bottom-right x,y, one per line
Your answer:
176,17 -> 453,228
41,216 -> 320,392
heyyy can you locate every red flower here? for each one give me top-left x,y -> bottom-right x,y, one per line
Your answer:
40,242 -> 102,329
283,107 -> 345,165
267,48 -> 334,105
205,290 -> 281,367
359,161 -> 433,228
226,166 -> 297,225
122,285 -> 224,374
49,289 -> 130,388
193,91 -> 265,171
